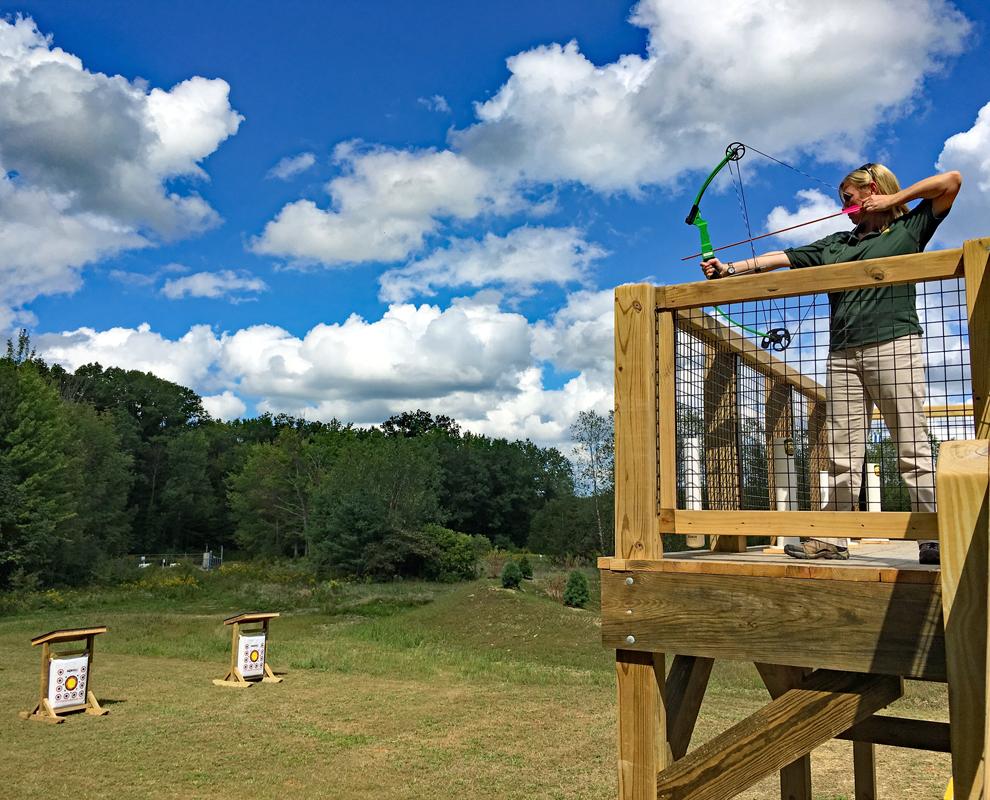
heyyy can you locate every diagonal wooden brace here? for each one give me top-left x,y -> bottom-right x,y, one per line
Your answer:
666,655 -> 714,760
656,669 -> 903,800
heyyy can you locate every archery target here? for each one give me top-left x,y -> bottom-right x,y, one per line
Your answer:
238,633 -> 266,678
48,654 -> 88,709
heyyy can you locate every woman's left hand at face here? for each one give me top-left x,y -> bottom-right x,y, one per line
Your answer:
860,194 -> 895,213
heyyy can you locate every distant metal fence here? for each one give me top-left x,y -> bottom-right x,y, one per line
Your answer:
122,548 -> 224,571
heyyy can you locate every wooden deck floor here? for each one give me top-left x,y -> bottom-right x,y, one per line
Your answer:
599,541 -> 939,583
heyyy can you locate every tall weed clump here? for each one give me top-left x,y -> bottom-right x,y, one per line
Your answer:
563,570 -> 590,608
518,555 -> 533,580
486,548 -> 509,579
543,572 -> 567,603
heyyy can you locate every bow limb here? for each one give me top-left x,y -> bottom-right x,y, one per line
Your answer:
685,142 -> 746,261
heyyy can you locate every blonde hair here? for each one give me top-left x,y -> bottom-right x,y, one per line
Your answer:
840,163 -> 910,225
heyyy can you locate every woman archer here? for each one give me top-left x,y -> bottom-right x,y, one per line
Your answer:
701,164 -> 961,564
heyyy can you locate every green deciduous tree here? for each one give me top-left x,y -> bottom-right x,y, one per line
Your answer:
229,422 -> 354,558
527,494 -> 600,560
381,409 -> 461,439
437,433 -> 540,548
309,432 -> 444,575
422,524 -> 476,582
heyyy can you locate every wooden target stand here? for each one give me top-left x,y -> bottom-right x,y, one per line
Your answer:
19,626 -> 109,724
213,612 -> 283,687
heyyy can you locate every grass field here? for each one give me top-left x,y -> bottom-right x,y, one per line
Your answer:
0,566 -> 952,799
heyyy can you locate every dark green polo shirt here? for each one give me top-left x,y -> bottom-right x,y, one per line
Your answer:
784,199 -> 947,350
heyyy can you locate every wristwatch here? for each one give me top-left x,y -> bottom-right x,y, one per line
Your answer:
725,262 -> 735,276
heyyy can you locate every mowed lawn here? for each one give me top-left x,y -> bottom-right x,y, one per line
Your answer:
0,572 -> 951,799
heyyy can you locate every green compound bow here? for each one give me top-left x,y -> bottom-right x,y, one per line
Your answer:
685,142 -> 791,352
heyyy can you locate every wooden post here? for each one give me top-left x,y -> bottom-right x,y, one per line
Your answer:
614,284 -> 662,561
755,663 -> 813,800
658,306 -> 677,516
617,650 -> 667,799
852,741 -> 877,800
666,655 -> 714,760
614,284 -> 667,799
808,399 -> 827,509
766,379 -> 792,506
964,238 -> 990,439
706,348 -> 746,552
937,440 -> 990,800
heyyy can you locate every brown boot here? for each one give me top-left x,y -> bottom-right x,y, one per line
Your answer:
784,539 -> 850,560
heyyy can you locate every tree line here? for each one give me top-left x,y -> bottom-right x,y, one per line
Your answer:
0,332 -> 614,589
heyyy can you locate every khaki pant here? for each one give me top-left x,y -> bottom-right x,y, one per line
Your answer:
816,335 -> 935,547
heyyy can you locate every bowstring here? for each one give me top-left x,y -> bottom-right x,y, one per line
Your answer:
741,144 -> 837,191
727,144 -> 837,350
729,158 -> 776,338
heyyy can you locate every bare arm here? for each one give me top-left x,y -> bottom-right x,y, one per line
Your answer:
700,250 -> 792,280
863,171 -> 962,218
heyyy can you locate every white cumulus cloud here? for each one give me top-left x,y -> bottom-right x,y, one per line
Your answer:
266,152 -> 316,180
35,322 -> 223,390
764,189 -> 853,247
254,0 -> 970,278
0,15 -> 242,328
378,226 -> 607,302
202,390 -> 247,421
533,288 -> 614,377
33,290 -> 618,452
452,0 -> 971,192
251,142 -> 524,266
934,100 -> 990,246
161,269 -> 268,300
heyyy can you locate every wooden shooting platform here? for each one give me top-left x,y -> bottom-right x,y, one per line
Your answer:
213,612 -> 283,687
19,626 -> 109,724
604,238 -> 990,800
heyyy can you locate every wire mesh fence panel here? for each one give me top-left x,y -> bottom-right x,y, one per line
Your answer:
672,278 -> 971,513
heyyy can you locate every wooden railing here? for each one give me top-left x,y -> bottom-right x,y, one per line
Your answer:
613,239 -> 990,560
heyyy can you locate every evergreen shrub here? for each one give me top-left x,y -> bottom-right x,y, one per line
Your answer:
563,569 -> 590,608
501,560 -> 523,589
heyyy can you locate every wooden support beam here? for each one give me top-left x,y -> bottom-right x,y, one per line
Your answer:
836,716 -> 951,752
617,650 -> 667,800
937,439 -> 990,800
602,569 -> 946,680
666,655 -> 714,760
852,741 -> 876,800
755,663 -> 813,800
655,670 -> 902,800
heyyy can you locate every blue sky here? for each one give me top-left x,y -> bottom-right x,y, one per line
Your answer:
2,0 -> 988,450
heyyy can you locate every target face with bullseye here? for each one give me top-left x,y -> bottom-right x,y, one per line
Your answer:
238,633 -> 266,678
48,654 -> 88,709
